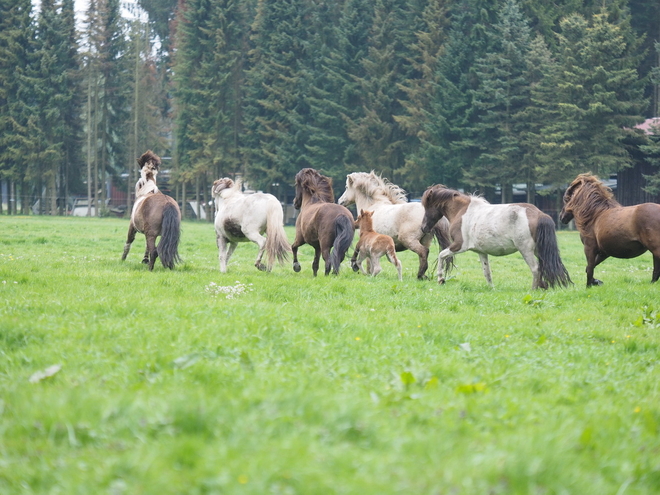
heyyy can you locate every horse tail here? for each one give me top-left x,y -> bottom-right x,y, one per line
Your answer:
535,215 -> 572,288
432,217 -> 455,276
265,202 -> 292,269
158,202 -> 181,269
329,214 -> 355,274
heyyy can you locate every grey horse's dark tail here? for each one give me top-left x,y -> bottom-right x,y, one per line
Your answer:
329,215 -> 355,274
535,215 -> 572,288
158,202 -> 181,269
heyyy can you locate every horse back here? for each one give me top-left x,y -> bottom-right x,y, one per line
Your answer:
591,203 -> 660,257
297,203 -> 353,243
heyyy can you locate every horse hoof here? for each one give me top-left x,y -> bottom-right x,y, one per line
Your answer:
351,262 -> 359,272
293,262 -> 301,273
438,277 -> 446,285
141,259 -> 149,264
256,263 -> 267,272
588,279 -> 603,287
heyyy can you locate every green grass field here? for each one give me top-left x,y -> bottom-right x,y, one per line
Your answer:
1,215 -> 659,494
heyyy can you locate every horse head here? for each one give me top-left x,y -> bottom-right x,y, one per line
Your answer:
137,150 -> 161,172
212,178 -> 236,198
560,173 -> 617,226
355,209 -> 374,231
294,168 -> 334,208
421,185 -> 460,233
337,173 -> 358,206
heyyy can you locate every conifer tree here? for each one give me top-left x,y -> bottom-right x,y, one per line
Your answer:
0,0 -> 35,214
242,0 -> 315,190
463,0 -> 534,202
538,9 -> 647,183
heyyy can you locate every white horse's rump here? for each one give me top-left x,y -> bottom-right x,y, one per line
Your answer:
337,171 -> 451,279
212,178 -> 291,272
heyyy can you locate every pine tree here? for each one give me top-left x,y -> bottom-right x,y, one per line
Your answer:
393,0 -> 449,193
538,9 -> 647,184
344,0 -> 421,186
463,0 -> 534,203
242,0 -> 315,190
0,0 -> 35,214
429,0 -> 499,192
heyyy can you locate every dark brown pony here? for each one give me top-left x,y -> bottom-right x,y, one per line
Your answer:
122,150 -> 181,270
560,173 -> 660,286
292,168 -> 355,276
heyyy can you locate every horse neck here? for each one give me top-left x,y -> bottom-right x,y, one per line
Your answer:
358,216 -> 374,234
353,190 -> 382,211
444,195 -> 472,221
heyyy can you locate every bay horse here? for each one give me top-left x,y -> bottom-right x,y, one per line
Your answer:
292,168 -> 355,276
211,177 -> 291,273
351,210 -> 403,281
122,150 -> 181,270
337,171 -> 452,280
560,173 -> 660,286
421,185 -> 571,289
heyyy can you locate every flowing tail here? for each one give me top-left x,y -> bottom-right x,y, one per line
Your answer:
265,203 -> 292,270
535,215 -> 572,288
158,202 -> 181,269
432,217 -> 455,276
329,215 -> 355,274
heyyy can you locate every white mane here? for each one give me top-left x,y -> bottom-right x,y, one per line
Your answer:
348,171 -> 408,205
135,163 -> 159,198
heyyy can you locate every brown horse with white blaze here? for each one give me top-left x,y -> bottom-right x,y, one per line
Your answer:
122,150 -> 181,270
560,173 -> 660,286
351,210 -> 402,281
292,168 -> 355,276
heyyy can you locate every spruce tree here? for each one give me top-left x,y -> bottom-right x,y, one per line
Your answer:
538,9 -> 647,184
0,0 -> 35,214
463,0 -> 534,203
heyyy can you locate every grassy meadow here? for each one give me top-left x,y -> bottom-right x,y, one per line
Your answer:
1,215 -> 659,494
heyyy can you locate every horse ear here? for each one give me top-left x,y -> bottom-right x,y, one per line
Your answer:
347,175 -> 353,186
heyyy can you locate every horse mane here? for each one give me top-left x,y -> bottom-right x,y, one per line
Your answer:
295,168 -> 335,203
422,185 -> 457,207
137,150 -> 161,170
565,173 -> 620,230
348,171 -> 408,205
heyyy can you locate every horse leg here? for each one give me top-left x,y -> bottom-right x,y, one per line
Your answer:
322,245 -> 333,276
147,234 -> 158,271
386,251 -> 403,281
122,224 -> 137,261
370,256 -> 382,277
312,248 -> 322,276
245,231 -> 268,271
519,248 -> 545,290
436,247 -> 454,284
291,234 -> 305,273
217,234 -> 229,272
350,245 -> 361,272
407,239 -> 429,280
479,253 -> 493,287
652,254 -> 660,283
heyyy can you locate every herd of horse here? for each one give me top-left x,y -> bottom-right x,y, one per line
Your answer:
122,151 -> 660,289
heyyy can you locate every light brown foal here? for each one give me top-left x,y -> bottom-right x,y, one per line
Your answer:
351,210 -> 403,281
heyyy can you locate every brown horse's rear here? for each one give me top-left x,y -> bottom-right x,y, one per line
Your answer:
122,194 -> 181,270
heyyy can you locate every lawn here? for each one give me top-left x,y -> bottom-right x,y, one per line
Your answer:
1,215 -> 659,494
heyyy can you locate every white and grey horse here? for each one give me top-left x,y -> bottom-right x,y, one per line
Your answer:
421,185 -> 572,289
212,178 -> 291,273
337,171 -> 452,280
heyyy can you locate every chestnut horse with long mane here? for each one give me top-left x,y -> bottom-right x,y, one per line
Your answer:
560,173 -> 660,286
122,150 -> 181,270
422,185 -> 571,289
292,168 -> 355,276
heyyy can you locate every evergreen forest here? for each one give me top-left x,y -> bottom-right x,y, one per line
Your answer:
1,0 -> 660,216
